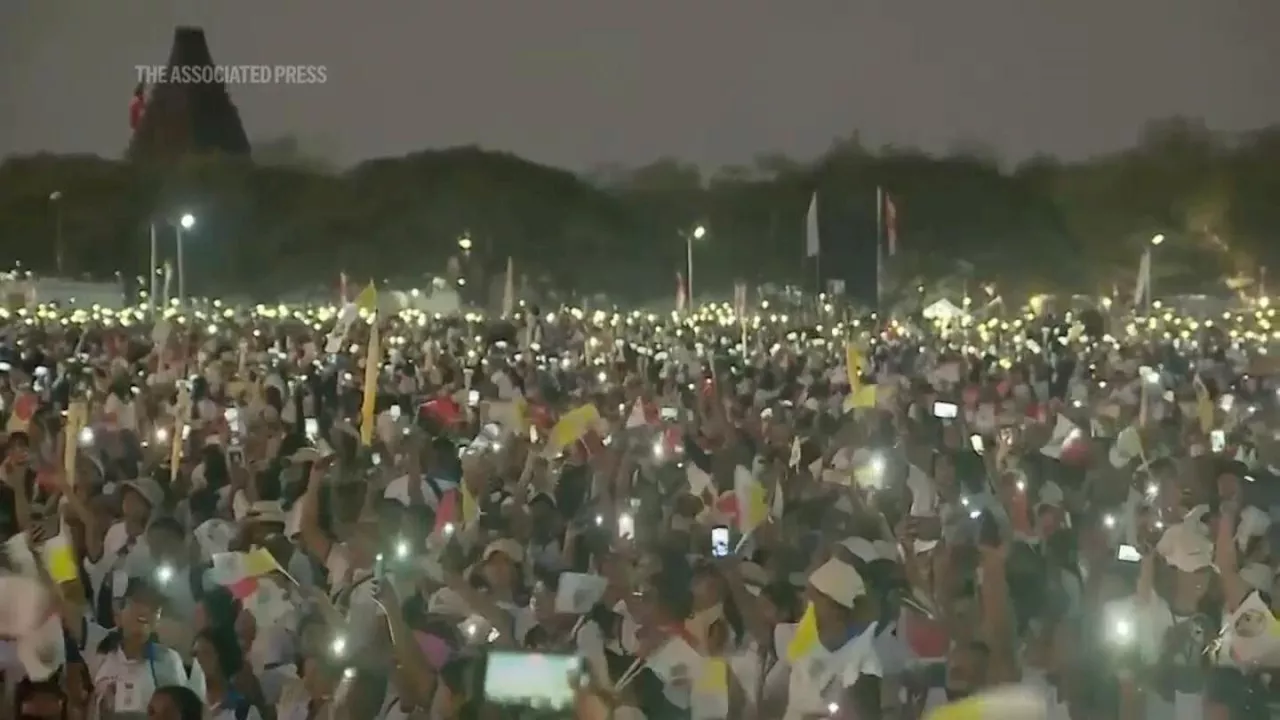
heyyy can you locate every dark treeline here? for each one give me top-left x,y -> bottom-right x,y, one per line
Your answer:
2,116 -> 1277,305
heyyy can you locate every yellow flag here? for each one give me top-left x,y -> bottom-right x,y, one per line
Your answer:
786,604 -> 820,662
845,384 -> 877,411
243,547 -> 281,578
734,466 -> 768,535
695,658 -> 729,693
41,533 -> 78,584
545,404 -> 602,457
845,344 -> 865,388
360,314 -> 381,447
514,396 -> 530,431
461,481 -> 480,526
64,401 -> 87,485
1193,374 -> 1215,434
354,282 -> 378,313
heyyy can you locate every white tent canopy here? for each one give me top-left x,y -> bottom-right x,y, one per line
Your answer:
923,298 -> 964,321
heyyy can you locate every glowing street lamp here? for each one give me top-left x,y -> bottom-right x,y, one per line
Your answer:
685,225 -> 708,308
1142,233 -> 1164,314
176,213 -> 196,306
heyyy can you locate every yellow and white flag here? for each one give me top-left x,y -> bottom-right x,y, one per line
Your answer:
843,344 -> 876,411
786,604 -> 819,663
691,658 -> 729,719
1193,374 -> 1215,434
360,315 -> 381,447
544,404 -> 602,458
733,465 -> 768,536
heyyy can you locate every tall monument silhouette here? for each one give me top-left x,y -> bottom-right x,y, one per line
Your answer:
127,27 -> 251,160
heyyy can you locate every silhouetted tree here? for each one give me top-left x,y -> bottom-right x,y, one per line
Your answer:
3,118 -> 1278,305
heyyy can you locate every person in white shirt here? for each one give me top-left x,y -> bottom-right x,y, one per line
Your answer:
88,478 -> 164,625
766,558 -> 884,720
88,579 -> 188,720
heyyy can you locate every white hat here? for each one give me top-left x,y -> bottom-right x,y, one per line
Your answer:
482,538 -> 525,565
1156,516 -> 1214,573
121,477 -> 164,511
808,558 -> 866,609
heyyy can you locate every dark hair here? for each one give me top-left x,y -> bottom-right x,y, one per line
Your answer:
123,576 -> 165,605
200,586 -> 243,629
14,677 -> 65,719
201,446 -> 230,491
196,627 -> 244,680
153,685 -> 204,720
761,582 -> 802,623
650,558 -> 694,621
189,488 -> 219,524
148,516 -> 184,538
96,576 -> 166,650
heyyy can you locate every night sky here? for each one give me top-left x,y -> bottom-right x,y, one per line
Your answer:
2,0 -> 1278,170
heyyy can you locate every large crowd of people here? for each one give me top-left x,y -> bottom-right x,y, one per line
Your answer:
0,292 -> 1277,720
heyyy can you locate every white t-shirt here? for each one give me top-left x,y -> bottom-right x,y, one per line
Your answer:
86,522 -> 144,600
91,643 -> 188,719
767,622 -> 883,720
1021,667 -> 1071,720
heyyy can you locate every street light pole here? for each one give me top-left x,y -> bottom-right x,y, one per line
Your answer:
1148,233 -> 1164,315
50,192 -> 64,275
177,213 -> 195,307
176,225 -> 185,306
685,225 -> 706,310
685,233 -> 694,310
148,222 -> 158,311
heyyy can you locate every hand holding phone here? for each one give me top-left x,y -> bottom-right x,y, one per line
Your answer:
1210,429 -> 1226,453
969,434 -> 985,454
